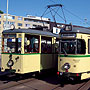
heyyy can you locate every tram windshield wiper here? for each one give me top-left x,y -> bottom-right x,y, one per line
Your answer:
62,48 -> 68,56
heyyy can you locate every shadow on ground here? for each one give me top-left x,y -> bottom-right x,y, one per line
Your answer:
35,71 -> 89,87
0,71 -> 89,88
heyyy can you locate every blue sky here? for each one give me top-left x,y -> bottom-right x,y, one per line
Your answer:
0,0 -> 90,27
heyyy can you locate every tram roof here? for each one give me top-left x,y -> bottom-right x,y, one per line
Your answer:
61,26 -> 90,34
2,29 -> 59,38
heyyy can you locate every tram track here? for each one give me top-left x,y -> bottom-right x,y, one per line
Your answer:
0,74 -> 37,90
0,72 -> 90,90
77,79 -> 90,90
0,78 -> 37,90
50,79 -> 90,90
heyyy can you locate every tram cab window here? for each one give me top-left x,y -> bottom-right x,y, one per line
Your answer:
60,39 -> 86,54
24,34 -> 39,53
61,40 -> 76,54
77,39 -> 86,54
41,37 -> 52,53
2,34 -> 21,53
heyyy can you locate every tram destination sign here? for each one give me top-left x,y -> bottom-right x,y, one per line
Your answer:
61,34 -> 76,38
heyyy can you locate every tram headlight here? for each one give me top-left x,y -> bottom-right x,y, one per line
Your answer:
7,60 -> 14,67
63,63 -> 70,70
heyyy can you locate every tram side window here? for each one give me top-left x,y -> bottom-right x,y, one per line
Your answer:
88,39 -> 90,54
41,37 -> 52,53
77,39 -> 86,54
2,38 -> 21,53
24,34 -> 39,53
2,34 -> 22,53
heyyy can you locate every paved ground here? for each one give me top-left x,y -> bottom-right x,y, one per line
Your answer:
0,73 -> 89,90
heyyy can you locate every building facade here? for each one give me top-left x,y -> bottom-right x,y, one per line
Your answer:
0,14 -> 50,54
0,14 -> 50,31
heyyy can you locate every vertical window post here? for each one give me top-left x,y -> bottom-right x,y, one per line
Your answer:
52,37 -> 54,53
21,33 -> 25,54
39,35 -> 41,53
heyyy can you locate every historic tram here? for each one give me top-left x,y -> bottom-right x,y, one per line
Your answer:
1,28 -> 59,74
57,24 -> 90,80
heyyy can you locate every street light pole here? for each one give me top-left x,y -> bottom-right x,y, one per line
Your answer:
6,0 -> 8,30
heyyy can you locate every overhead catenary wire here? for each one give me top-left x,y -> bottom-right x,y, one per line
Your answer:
63,7 -> 83,21
41,7 -> 48,17
41,3 -> 90,27
41,7 -> 59,27
49,8 -> 57,26
63,7 -> 90,26
61,6 -> 66,23
41,4 -> 67,24
41,7 -> 58,17
53,7 -> 60,17
49,0 -> 56,3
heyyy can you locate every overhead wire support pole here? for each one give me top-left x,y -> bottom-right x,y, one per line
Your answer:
6,0 -> 9,30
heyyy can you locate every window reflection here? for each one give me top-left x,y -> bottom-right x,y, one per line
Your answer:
60,39 -> 86,54
24,34 -> 39,53
2,34 -> 21,53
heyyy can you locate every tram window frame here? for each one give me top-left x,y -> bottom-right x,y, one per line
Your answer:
77,39 -> 86,54
24,34 -> 40,53
88,39 -> 90,54
60,39 -> 76,54
41,36 -> 52,54
60,39 -> 86,54
2,34 -> 21,54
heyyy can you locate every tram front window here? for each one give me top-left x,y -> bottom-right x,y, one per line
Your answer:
61,40 -> 76,54
60,39 -> 86,54
2,34 -> 21,53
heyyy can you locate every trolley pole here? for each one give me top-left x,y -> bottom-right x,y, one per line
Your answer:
6,0 -> 8,30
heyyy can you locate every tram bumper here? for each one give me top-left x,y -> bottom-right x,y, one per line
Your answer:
57,72 -> 71,77
57,72 -> 81,80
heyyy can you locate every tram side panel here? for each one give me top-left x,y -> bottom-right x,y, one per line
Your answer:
1,54 -> 10,71
1,54 -> 41,74
1,54 -> 22,73
19,54 -> 56,74
1,53 -> 56,74
40,54 -> 54,70
22,54 -> 40,74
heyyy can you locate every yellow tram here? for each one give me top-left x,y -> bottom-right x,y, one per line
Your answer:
57,25 -> 90,80
1,28 -> 59,74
